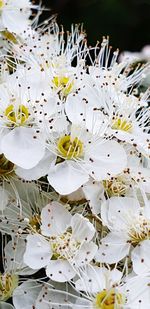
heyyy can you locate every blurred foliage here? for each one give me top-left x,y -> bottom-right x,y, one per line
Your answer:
40,0 -> 150,51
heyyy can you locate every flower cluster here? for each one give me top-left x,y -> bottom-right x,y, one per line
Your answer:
0,1 -> 150,309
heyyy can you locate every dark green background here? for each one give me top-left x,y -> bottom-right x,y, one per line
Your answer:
39,0 -> 150,52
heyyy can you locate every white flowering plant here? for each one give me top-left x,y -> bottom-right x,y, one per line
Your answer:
0,1 -> 150,309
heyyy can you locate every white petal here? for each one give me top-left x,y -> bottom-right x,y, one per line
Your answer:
15,69 -> 50,102
48,161 -> 89,195
101,197 -> 140,230
139,167 -> 150,193
15,152 -> 54,181
13,280 -> 41,309
74,242 -> 98,267
121,275 -> 150,308
0,303 -> 14,309
5,238 -> 37,275
83,180 -> 104,214
24,234 -> 52,270
2,10 -> 29,34
85,140 -> 127,180
0,84 -> 10,108
110,268 -> 123,283
75,266 -> 106,293
65,94 -> 95,128
71,213 -> 96,242
75,266 -> 122,294
65,93 -> 85,125
46,260 -> 76,282
36,283 -> 89,309
0,187 -> 8,211
65,86 -> 101,127
0,131 -> 7,154
63,187 -> 85,202
96,232 -> 130,263
0,203 -> 27,236
1,127 -> 45,169
41,202 -> 71,236
132,240 -> 150,275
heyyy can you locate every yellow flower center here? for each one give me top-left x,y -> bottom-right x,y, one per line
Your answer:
5,104 -> 29,126
112,117 -> 132,133
1,31 -> 17,43
103,177 -> 127,197
128,218 -> 150,246
29,214 -> 41,232
57,135 -> 83,159
0,0 -> 4,9
0,273 -> 18,302
52,76 -> 74,96
0,154 -> 14,176
51,229 -> 80,260
95,289 -> 124,309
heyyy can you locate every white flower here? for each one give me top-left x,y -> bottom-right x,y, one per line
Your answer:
16,120 -> 127,194
75,265 -> 122,294
74,265 -> 150,309
46,121 -> 127,195
83,152 -> 150,214
0,181 -> 50,236
11,23 -> 87,69
119,46 -> 150,88
12,51 -> 89,105
88,37 -> 147,92
1,16 -> 150,309
34,266 -> 150,309
96,196 -> 150,272
0,237 -> 37,303
109,98 -> 150,158
0,0 -> 39,34
0,82 -> 45,169
120,45 -> 150,63
8,23 -> 90,104
24,201 -> 97,282
66,83 -> 150,158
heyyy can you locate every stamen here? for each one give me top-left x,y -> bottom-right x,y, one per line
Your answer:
52,76 -> 74,96
0,273 -> 18,301
103,177 -> 127,197
0,0 -> 4,9
112,117 -> 133,133
50,229 -> 80,260
29,214 -> 41,232
95,289 -> 124,309
0,154 -> 14,176
57,135 -> 83,159
129,218 -> 150,246
1,31 -> 17,43
5,104 -> 29,126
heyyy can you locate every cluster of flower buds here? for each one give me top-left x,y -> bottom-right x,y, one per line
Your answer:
0,1 -> 150,309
